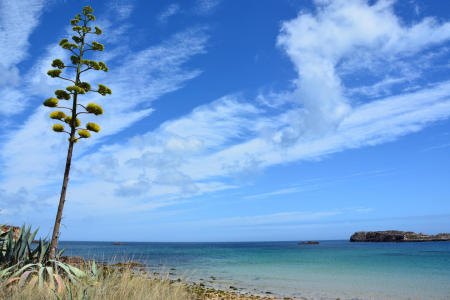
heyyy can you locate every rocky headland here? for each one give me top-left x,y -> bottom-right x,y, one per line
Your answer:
350,230 -> 450,242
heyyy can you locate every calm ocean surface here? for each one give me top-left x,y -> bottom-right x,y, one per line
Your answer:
60,240 -> 450,300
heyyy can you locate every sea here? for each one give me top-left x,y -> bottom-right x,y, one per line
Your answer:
59,240 -> 450,300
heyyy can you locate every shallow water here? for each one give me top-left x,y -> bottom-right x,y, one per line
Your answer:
60,240 -> 450,299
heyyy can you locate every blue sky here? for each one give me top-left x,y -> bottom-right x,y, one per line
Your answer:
1,0 -> 449,241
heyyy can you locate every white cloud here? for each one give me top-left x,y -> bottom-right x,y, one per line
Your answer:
0,0 -> 45,115
73,96 -> 256,200
0,88 -> 26,115
2,0 -> 450,222
0,0 -> 45,69
115,4 -> 134,20
165,208 -> 373,229
200,211 -> 342,227
67,79 -> 450,212
276,0 -> 450,135
194,0 -> 221,15
421,142 -> 450,152
0,24 -> 209,198
244,187 -> 303,200
158,3 -> 181,24
106,0 -> 450,186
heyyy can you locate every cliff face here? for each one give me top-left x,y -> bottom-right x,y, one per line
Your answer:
350,231 -> 450,242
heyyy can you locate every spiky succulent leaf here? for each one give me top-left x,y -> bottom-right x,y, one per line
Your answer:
53,261 -> 76,283
63,262 -> 86,278
11,264 -> 39,279
6,277 -> 20,286
38,264 -> 44,287
46,266 -> 55,289
0,266 -> 16,279
19,270 -> 35,286
56,248 -> 65,258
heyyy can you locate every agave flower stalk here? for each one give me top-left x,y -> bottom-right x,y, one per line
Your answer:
43,6 -> 112,258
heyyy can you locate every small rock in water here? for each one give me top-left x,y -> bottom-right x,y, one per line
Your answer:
298,241 -> 319,245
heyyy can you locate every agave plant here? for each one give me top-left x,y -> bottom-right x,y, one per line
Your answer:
1,259 -> 86,291
0,225 -> 87,290
0,224 -> 38,266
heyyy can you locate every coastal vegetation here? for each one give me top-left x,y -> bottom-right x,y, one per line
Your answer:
0,265 -> 190,300
1,225 -> 277,299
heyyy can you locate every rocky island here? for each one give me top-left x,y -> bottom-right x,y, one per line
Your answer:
350,230 -> 450,242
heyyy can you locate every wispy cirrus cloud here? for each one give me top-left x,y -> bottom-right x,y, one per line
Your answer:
69,0 -> 450,207
0,0 -> 46,115
157,3 -> 181,24
2,0 -> 450,232
244,187 -> 304,200
164,207 -> 374,230
193,0 -> 221,15
0,6 -> 209,215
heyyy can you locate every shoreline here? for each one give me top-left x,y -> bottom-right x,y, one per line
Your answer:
112,262 -> 285,299
60,239 -> 450,300
62,254 -> 449,300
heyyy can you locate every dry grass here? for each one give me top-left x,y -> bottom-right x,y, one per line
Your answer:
0,262 -> 277,300
0,267 -> 191,300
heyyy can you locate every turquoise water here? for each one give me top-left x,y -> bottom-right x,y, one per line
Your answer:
60,241 -> 450,299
